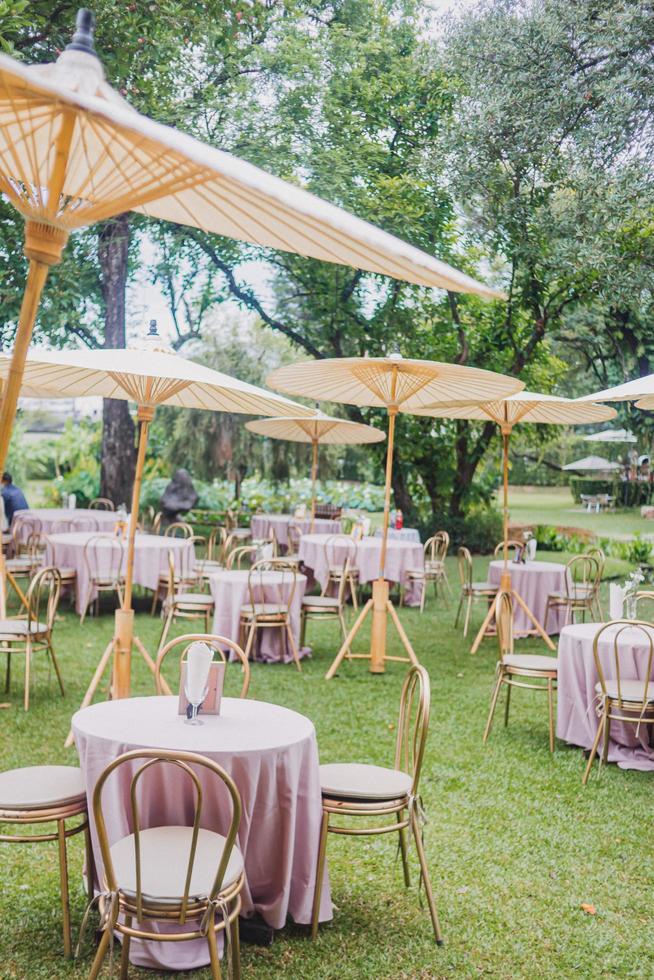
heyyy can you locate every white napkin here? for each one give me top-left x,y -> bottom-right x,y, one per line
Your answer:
185,642 -> 213,703
526,538 -> 537,561
67,493 -> 77,509
609,584 -> 624,620
259,543 -> 274,561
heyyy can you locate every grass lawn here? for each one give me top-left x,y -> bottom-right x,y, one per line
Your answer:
0,554 -> 650,980
505,485 -> 654,538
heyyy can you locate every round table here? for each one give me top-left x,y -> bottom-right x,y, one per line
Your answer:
556,622 -> 654,770
374,527 -> 421,543
45,532 -> 193,615
250,514 -> 341,549
73,696 -> 331,970
298,533 -> 424,607
11,507 -> 119,544
208,568 -> 308,662
488,559 -> 568,635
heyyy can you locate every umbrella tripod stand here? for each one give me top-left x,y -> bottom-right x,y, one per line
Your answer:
324,407 -> 420,678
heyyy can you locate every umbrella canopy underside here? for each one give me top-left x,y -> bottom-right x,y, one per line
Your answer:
245,414 -> 385,445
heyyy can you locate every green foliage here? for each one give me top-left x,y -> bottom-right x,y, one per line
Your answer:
568,477 -> 653,508
625,534 -> 653,567
427,506 -> 503,554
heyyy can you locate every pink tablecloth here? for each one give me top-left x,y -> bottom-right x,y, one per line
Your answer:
209,568 -> 308,662
488,560 -> 568,635
12,508 -> 119,544
298,533 -> 424,607
556,622 -> 654,770
45,532 -> 194,614
73,696 -> 332,970
250,514 -> 341,549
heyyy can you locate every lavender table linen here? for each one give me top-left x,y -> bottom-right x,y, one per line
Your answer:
209,568 -> 308,662
45,532 -> 193,615
299,533 -> 424,606
556,622 -> 654,770
250,514 -> 341,549
374,527 -> 421,543
488,560 -> 568,635
12,507 -> 119,544
73,696 -> 332,970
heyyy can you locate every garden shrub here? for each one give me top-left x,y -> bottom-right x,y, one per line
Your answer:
425,507 -> 503,554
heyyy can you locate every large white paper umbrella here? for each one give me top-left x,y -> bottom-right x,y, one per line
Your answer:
585,428 -> 636,444
245,412 -> 385,528
0,323 -> 313,700
0,8 -> 504,483
267,353 -> 524,677
414,392 -> 616,651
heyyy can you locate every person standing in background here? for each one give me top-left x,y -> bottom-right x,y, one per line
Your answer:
1,472 -> 28,525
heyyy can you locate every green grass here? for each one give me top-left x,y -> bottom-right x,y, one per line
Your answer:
0,555 -> 651,980
505,485 -> 653,538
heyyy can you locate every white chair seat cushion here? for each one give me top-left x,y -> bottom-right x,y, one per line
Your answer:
240,603 -> 288,618
302,595 -> 339,610
595,679 -> 654,702
328,565 -> 358,577
110,826 -> 243,902
197,560 -> 223,572
548,589 -> 591,601
0,619 -> 48,636
0,765 -> 85,810
320,763 -> 412,801
471,581 -> 496,591
503,654 -> 558,672
405,568 -> 425,578
56,567 -> 77,577
171,592 -> 214,606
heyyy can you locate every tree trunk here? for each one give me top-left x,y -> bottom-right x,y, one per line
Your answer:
98,214 -> 136,507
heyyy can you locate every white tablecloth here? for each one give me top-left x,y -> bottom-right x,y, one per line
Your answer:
73,696 -> 331,970
374,527 -> 420,543
488,560 -> 568,634
12,507 -> 119,543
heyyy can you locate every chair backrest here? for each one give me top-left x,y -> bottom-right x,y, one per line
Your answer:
565,554 -> 599,599
13,516 -> 41,553
246,559 -> 297,614
323,534 -> 357,570
84,535 -> 124,583
226,545 -> 258,570
635,590 -> 654,621
89,497 -> 115,511
495,590 -> 514,660
457,546 -> 473,589
164,521 -> 194,539
425,532 -> 449,563
493,539 -> 524,557
586,546 -> 605,572
27,566 -> 61,633
72,515 -> 100,533
50,519 -> 73,533
207,526 -> 227,562
26,531 -> 47,562
593,620 -> 654,713
152,511 -> 163,535
155,632 -> 250,699
394,665 -> 431,797
287,522 -> 302,553
92,748 -> 242,923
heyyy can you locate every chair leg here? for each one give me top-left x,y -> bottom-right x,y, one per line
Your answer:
243,623 -> 257,662
419,577 -> 426,614
230,910 -> 241,980
349,574 -> 359,611
397,811 -> 410,888
56,818 -> 73,958
150,587 -> 159,616
311,809 -> 330,940
600,711 -> 612,770
338,612 -> 352,660
88,920 -> 114,980
23,638 -> 31,712
463,594 -> 472,638
504,681 -> 512,727
285,621 -> 302,671
206,912 -> 222,980
483,670 -> 503,743
543,600 -> 550,633
582,712 -> 605,785
48,641 -> 65,697
120,914 -> 132,979
84,824 -> 95,902
4,650 -> 10,693
547,678 -> 555,753
410,805 -> 443,945
157,607 -> 174,654
300,611 -> 307,649
80,585 -> 93,625
454,594 -> 463,629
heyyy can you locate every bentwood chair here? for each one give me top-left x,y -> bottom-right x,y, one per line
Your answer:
226,545 -> 259,570
71,516 -> 100,533
323,535 -> 359,609
484,591 -> 559,752
582,620 -> 654,785
454,546 -> 497,636
81,535 -> 125,624
586,547 -> 606,619
155,632 -> 250,699
403,531 -> 451,610
196,527 -> 228,583
634,590 -> 654,620
311,665 -> 443,945
158,550 -> 215,653
493,539 -> 525,558
239,560 -> 301,669
151,538 -> 199,615
164,521 -> 195,539
89,497 -> 115,511
0,765 -> 93,958
284,522 -> 302,568
301,557 -> 352,655
544,554 -> 600,631
88,749 -> 244,980
0,567 -> 64,711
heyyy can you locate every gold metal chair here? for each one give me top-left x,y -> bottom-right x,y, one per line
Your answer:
158,550 -> 215,653
81,535 -> 125,624
544,554 -> 600,631
164,521 -> 195,538
582,620 -> 654,785
311,665 -> 443,945
323,534 -> 359,609
88,748 -> 244,980
454,546 -> 497,635
0,765 -> 93,958
239,559 -> 301,669
586,546 -> 606,618
0,566 -> 64,711
89,497 -> 115,511
155,632 -> 250,699
196,527 -> 228,583
403,531 -> 451,609
226,545 -> 259,570
484,591 -> 559,752
301,557 -> 352,655
493,539 -> 526,557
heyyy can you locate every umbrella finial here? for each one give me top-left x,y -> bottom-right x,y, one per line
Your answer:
148,319 -> 159,337
66,9 -> 98,57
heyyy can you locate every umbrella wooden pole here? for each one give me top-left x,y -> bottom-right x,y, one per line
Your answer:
379,407 -> 397,578
310,439 -> 318,531
113,405 -> 153,699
